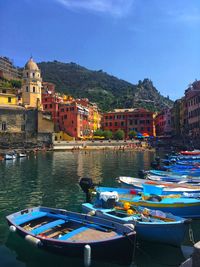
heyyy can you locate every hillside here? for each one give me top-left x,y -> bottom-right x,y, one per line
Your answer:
38,61 -> 173,112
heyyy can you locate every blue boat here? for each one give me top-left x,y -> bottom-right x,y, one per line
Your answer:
82,201 -> 190,247
6,206 -> 136,265
91,186 -> 200,219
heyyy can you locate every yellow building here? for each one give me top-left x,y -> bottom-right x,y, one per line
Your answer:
0,87 -> 17,105
22,57 -> 42,109
93,109 -> 101,132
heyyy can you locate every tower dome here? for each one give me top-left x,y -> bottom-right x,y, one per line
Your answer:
25,57 -> 39,70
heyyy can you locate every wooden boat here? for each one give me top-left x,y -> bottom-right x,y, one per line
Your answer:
6,206 -> 136,264
82,202 -> 190,247
93,186 -> 200,218
118,176 -> 200,195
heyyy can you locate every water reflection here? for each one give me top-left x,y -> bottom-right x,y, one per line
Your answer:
1,150 -> 192,267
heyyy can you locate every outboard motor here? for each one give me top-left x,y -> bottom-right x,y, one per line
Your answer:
79,177 -> 94,203
151,161 -> 160,169
138,170 -> 148,179
155,156 -> 160,163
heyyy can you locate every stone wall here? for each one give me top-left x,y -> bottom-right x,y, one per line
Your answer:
0,105 -> 25,133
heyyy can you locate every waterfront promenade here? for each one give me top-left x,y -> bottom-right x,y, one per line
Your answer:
53,140 -> 153,151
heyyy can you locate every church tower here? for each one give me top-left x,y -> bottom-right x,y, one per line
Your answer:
22,57 -> 42,109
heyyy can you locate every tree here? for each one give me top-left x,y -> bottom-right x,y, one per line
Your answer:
93,129 -> 104,136
103,130 -> 113,140
114,129 -> 125,140
128,130 -> 137,139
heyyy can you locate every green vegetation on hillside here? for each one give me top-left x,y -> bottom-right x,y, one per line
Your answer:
38,61 -> 173,112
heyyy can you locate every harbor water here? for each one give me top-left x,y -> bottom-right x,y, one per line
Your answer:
0,150 -> 200,267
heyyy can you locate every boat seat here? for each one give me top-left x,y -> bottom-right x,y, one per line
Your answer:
58,226 -> 89,240
31,219 -> 65,235
15,211 -> 47,225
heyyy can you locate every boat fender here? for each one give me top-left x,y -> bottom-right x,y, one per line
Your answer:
124,224 -> 135,231
87,210 -> 96,216
84,244 -> 91,267
9,225 -> 16,232
25,235 -> 42,247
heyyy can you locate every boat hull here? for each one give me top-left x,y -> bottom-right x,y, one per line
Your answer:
6,206 -> 136,265
82,203 -> 188,246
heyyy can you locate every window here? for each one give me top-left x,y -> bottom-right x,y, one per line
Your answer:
33,87 -> 35,93
33,73 -> 35,77
61,108 -> 64,112
26,86 -> 29,92
114,122 -> 118,126
2,89 -> 6,93
44,104 -> 47,109
121,121 -> 124,126
8,97 -> 11,103
50,104 -> 52,108
21,125 -> 25,131
2,122 -> 6,131
109,122 -> 112,126
26,72 -> 28,77
64,115 -> 67,119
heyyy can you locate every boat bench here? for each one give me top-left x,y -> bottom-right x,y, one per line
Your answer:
15,211 -> 47,225
31,219 -> 65,235
58,226 -> 88,240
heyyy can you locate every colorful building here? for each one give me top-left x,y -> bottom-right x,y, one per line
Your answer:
185,81 -> 200,138
0,87 -> 17,105
102,108 -> 155,138
155,108 -> 173,137
42,91 -> 101,139
0,56 -> 21,80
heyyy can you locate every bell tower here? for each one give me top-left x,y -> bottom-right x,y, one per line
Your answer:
22,57 -> 42,109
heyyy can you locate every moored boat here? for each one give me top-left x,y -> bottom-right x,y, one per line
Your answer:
4,153 -> 16,160
18,153 -> 27,158
6,206 -> 136,265
86,185 -> 200,219
118,176 -> 200,195
82,202 -> 190,246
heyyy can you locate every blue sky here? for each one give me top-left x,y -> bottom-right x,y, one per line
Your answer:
1,0 -> 200,100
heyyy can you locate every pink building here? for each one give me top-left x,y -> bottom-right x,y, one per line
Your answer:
185,81 -> 200,137
155,108 -> 172,137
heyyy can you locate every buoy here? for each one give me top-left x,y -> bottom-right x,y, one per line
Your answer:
84,244 -> 91,267
9,225 -> 16,232
25,235 -> 42,247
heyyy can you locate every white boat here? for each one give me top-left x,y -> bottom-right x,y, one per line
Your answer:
118,176 -> 200,195
4,154 -> 16,160
19,153 -> 27,158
